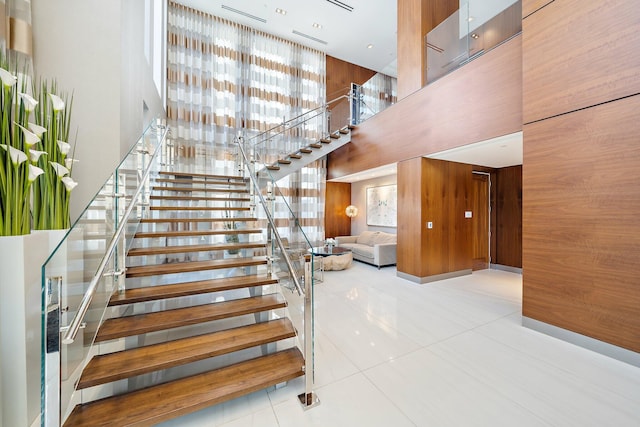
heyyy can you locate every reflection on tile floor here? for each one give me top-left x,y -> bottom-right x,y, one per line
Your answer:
158,263 -> 640,427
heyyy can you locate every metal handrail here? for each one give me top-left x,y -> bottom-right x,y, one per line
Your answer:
235,137 -> 305,297
244,94 -> 351,145
61,125 -> 169,344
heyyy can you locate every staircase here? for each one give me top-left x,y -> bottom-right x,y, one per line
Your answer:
63,171 -> 305,426
259,124 -> 355,181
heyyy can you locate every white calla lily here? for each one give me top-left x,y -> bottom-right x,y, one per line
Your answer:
16,123 -> 41,148
28,165 -> 45,182
29,149 -> 48,162
19,93 -> 38,112
0,67 -> 17,88
64,158 -> 79,169
57,140 -> 71,156
49,161 -> 70,177
0,144 -> 28,165
28,122 -> 47,138
61,176 -> 78,192
48,93 -> 65,112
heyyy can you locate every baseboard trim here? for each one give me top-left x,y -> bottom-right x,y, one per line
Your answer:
397,269 -> 472,284
522,316 -> 640,368
490,264 -> 522,274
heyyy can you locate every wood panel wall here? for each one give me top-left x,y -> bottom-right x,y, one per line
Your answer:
397,0 -> 458,98
523,0 -> 640,123
327,35 -> 522,180
522,0 -> 640,353
522,0 -> 553,18
397,157 -> 472,281
324,182 -> 352,239
326,55 -> 376,130
495,165 -> 522,268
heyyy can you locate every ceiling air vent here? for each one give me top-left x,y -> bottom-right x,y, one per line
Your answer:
292,30 -> 328,45
326,0 -> 354,12
221,5 -> 267,23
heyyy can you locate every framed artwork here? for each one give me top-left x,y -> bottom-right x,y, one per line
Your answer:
366,184 -> 397,227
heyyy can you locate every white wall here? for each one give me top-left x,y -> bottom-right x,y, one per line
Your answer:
350,174 -> 397,236
32,0 -> 166,221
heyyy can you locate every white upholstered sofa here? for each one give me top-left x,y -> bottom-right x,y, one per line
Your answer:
335,231 -> 397,268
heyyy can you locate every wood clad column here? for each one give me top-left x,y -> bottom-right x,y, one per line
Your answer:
522,0 -> 640,352
397,0 -> 458,99
397,157 -> 473,282
324,182 -> 352,238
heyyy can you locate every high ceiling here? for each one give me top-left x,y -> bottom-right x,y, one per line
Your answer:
176,0 -> 398,76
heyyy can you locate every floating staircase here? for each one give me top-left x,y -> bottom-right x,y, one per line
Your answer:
63,171 -> 304,426
263,124 -> 355,181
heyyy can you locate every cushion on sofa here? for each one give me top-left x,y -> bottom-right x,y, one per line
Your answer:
356,230 -> 380,246
373,232 -> 396,245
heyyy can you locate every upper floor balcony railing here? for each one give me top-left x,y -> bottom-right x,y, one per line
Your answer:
426,0 -> 522,84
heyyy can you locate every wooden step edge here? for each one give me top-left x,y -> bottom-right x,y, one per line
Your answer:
77,319 -> 296,390
339,126 -> 350,134
158,171 -> 245,181
277,159 -> 292,165
289,153 -> 302,159
149,195 -> 250,202
95,294 -> 287,342
125,257 -> 268,278
64,348 -> 304,427
266,165 -> 280,171
152,186 -> 249,193
299,148 -> 312,154
320,138 -> 332,144
140,217 -> 259,224
155,178 -> 247,186
133,228 -> 263,239
127,242 -> 266,257
150,206 -> 251,211
309,143 -> 322,149
330,131 -> 340,139
109,275 -> 277,306
347,124 -> 356,130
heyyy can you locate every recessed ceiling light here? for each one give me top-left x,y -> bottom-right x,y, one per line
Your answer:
367,44 -> 373,49
275,8 -> 287,15
470,33 -> 479,39
312,22 -> 322,29
467,16 -> 474,22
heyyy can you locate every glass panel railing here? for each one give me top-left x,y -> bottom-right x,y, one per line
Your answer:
350,73 -> 397,125
41,119 -> 169,426
237,137 -> 319,408
426,0 -> 522,84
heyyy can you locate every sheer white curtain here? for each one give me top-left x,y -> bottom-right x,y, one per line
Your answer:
167,1 -> 327,240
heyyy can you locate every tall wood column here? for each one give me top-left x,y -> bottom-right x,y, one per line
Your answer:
397,0 -> 458,99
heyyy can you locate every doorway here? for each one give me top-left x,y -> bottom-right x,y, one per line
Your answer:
471,172 -> 490,270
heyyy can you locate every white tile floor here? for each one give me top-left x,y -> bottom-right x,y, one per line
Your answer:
159,262 -> 640,427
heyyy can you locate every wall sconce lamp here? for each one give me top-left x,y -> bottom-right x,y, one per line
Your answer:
345,205 -> 358,218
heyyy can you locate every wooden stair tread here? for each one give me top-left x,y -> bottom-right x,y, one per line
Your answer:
320,137 -> 331,144
150,195 -> 250,202
95,294 -> 286,342
266,165 -> 280,171
155,178 -> 247,186
134,228 -> 262,238
78,319 -> 296,389
140,217 -> 258,224
159,171 -> 245,181
152,186 -> 248,193
277,159 -> 291,165
150,206 -> 251,211
330,131 -> 340,138
64,348 -> 304,427
289,153 -> 302,159
127,242 -> 265,256
339,126 -> 349,134
299,148 -> 312,153
109,275 -> 278,306
309,143 -> 322,148
126,257 -> 267,278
